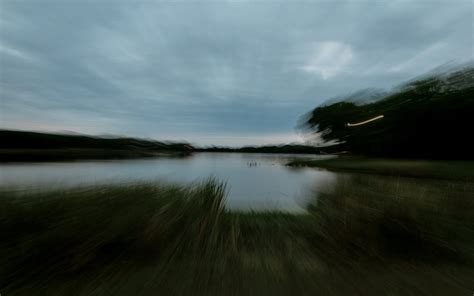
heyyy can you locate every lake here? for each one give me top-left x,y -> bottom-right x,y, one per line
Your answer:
3,153 -> 473,295
0,153 -> 336,211
2,152 -> 472,212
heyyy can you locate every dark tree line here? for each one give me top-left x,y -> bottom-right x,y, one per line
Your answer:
302,66 -> 474,159
0,130 -> 193,152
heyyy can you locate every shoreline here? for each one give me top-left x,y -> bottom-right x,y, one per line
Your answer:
0,148 -> 191,162
287,157 -> 474,181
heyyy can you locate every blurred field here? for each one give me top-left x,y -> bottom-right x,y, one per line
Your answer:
1,178 -> 473,295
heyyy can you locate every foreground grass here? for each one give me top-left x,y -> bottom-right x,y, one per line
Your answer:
287,157 -> 474,181
1,178 -> 473,295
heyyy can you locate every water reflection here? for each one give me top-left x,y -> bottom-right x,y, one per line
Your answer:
0,153 -> 335,211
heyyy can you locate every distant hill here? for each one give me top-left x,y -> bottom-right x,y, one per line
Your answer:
197,144 -> 324,154
0,130 -> 193,161
302,65 -> 474,159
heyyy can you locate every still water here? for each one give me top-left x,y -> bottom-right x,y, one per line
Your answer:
0,153 -> 336,211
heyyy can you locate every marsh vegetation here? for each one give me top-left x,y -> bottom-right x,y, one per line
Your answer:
1,175 -> 473,295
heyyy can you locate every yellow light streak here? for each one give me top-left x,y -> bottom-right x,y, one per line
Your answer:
347,115 -> 384,127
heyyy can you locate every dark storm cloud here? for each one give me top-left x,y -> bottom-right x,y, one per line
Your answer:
1,0 -> 472,145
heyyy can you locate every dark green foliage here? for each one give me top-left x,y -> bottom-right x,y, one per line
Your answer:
1,178 -> 473,295
0,130 -> 193,161
303,67 -> 474,159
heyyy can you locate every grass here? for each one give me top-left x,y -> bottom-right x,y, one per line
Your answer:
287,156 -> 474,181
1,178 -> 473,295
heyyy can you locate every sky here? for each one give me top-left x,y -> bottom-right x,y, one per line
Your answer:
0,0 -> 472,146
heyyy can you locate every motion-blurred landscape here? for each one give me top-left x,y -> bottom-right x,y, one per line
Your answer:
1,0 -> 473,295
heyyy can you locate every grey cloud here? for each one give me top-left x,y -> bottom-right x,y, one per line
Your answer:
1,0 -> 472,145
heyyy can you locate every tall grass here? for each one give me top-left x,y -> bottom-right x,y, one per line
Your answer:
307,175 -> 474,261
1,177 -> 473,295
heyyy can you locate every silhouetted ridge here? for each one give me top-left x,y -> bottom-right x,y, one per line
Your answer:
302,65 -> 474,159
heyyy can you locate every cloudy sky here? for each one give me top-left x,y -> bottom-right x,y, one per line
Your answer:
1,0 -> 472,146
